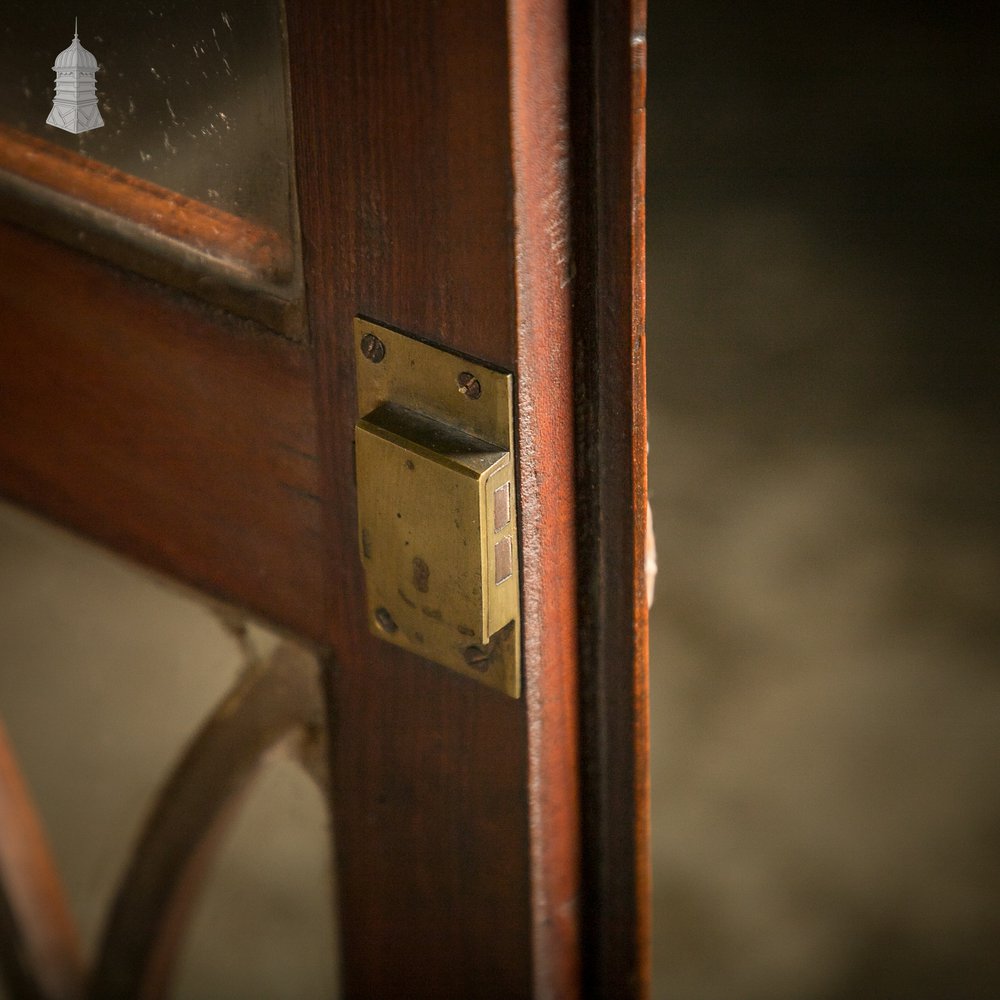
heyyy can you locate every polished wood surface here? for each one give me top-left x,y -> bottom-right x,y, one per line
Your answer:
569,1 -> 650,996
286,0 -> 570,992
0,1 -> 647,996
0,224 -> 322,640
0,124 -> 302,337
0,125 -> 291,281
508,1 -> 584,993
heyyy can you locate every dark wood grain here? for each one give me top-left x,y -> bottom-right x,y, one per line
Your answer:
285,0 -> 586,995
287,2 -> 538,996
0,222 -> 323,639
569,1 -> 651,996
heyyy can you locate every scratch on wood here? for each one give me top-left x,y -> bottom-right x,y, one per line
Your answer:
276,441 -> 319,462
540,125 -> 571,288
278,482 -> 323,504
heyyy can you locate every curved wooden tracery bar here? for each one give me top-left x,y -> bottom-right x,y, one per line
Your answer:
0,720 -> 84,1000
0,641 -> 330,1000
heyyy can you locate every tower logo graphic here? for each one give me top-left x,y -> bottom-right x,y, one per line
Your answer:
46,18 -> 104,134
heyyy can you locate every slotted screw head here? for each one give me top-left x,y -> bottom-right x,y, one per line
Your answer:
463,642 -> 494,669
457,372 -> 482,399
361,333 -> 386,363
374,606 -> 397,632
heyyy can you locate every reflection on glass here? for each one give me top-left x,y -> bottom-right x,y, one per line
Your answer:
0,2 -> 301,333
2,1 -> 294,239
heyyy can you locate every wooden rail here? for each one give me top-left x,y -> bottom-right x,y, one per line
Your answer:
0,124 -> 301,336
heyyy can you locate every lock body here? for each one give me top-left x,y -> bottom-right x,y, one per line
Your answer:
354,319 -> 520,696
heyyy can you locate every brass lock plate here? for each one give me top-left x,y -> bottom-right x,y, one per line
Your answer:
354,318 -> 520,697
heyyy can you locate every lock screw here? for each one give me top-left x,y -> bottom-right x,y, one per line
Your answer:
374,606 -> 398,633
361,333 -> 386,363
457,372 -> 482,399
463,642 -> 494,670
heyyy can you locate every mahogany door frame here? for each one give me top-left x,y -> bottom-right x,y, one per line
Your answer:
0,1 -> 648,996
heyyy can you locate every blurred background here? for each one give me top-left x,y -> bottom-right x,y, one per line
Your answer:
2,1 -> 998,997
646,2 -> 999,997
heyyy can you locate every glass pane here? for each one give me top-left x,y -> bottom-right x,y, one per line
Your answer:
0,500 -> 338,997
0,1 -> 301,333
3,1 -> 293,238
174,756 -> 338,1000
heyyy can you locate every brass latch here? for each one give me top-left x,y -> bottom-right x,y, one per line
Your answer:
354,318 -> 520,697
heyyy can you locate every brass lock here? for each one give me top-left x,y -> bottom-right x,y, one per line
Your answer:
354,318 -> 520,697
